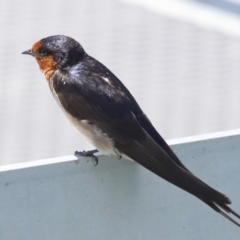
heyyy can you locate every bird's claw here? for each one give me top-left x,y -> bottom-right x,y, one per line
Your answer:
74,149 -> 99,165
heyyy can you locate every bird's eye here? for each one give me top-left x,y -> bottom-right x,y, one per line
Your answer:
39,49 -> 48,56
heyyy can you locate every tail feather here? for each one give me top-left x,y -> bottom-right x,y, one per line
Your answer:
206,202 -> 240,227
115,133 -> 240,227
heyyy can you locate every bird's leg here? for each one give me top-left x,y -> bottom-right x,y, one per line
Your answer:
74,149 -> 99,165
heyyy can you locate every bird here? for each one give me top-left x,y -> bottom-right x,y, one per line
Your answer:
22,35 -> 240,227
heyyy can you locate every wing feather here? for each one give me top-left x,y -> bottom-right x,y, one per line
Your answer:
51,64 -> 240,226
55,79 -> 229,204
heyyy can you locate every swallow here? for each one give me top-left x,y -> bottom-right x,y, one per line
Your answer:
22,35 -> 240,227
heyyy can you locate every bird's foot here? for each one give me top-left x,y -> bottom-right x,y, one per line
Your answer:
74,149 -> 99,166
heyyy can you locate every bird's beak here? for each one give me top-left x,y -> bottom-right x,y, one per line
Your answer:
22,50 -> 35,56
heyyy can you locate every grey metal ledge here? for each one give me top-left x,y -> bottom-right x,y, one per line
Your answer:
0,129 -> 240,240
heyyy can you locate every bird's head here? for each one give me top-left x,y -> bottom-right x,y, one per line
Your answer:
22,35 -> 85,80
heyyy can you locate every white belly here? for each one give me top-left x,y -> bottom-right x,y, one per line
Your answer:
67,117 -> 117,156
64,110 -> 133,161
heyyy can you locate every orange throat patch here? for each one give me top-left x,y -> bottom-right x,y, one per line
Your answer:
36,56 -> 57,81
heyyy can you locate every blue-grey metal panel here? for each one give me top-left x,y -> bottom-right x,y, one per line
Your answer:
0,131 -> 239,239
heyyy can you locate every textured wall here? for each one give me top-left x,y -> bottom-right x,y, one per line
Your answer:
0,0 -> 240,163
